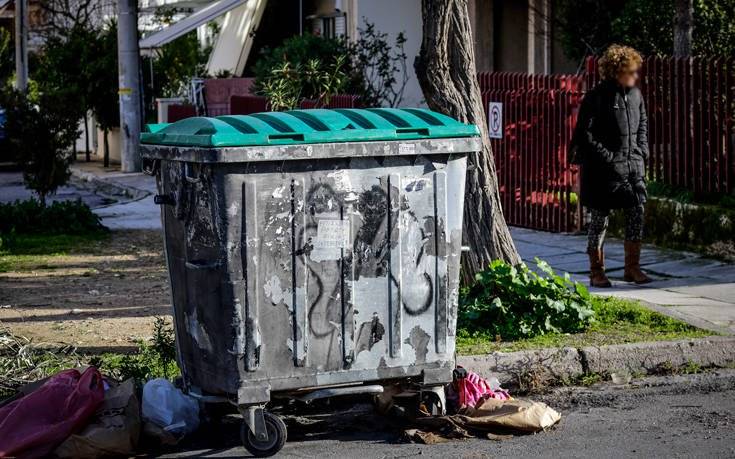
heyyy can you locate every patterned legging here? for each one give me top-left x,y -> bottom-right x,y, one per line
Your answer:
587,205 -> 645,251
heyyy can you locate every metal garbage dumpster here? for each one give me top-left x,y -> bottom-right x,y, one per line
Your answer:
140,108 -> 480,455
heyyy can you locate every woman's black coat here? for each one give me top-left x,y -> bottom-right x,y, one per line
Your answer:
571,79 -> 649,211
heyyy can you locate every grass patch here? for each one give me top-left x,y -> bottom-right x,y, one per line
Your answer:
0,232 -> 109,273
456,296 -> 713,355
0,318 -> 178,399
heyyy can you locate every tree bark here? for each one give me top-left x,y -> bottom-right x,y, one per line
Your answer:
414,0 -> 520,283
673,0 -> 693,57
84,111 -> 90,162
103,127 -> 110,168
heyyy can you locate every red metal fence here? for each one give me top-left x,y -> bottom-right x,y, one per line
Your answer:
479,55 -> 735,233
479,73 -> 585,232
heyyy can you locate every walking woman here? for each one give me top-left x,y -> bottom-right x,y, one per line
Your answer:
572,44 -> 652,287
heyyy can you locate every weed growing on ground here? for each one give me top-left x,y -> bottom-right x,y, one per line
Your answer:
457,296 -> 711,355
459,258 -> 595,340
95,317 -> 179,381
0,318 -> 179,399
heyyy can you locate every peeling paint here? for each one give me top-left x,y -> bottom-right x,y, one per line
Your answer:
227,202 -> 239,217
404,325 -> 430,364
354,313 -> 385,356
263,275 -> 292,307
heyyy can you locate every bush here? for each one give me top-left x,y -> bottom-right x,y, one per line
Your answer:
0,89 -> 79,204
253,21 -> 408,109
459,258 -> 595,340
258,56 -> 349,111
0,198 -> 106,236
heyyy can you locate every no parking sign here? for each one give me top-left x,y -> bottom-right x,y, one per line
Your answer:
488,102 -> 503,139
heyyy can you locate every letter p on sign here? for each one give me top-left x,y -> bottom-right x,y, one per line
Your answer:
488,102 -> 503,139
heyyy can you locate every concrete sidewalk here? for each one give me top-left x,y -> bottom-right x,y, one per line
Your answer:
511,227 -> 735,334
0,161 -> 160,230
69,161 -> 160,230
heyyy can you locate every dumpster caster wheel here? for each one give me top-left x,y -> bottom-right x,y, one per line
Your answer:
241,411 -> 287,457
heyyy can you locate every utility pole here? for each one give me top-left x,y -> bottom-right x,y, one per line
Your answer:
14,0 -> 28,92
117,0 -> 142,172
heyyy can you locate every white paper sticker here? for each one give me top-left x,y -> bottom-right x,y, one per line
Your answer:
398,143 -> 416,155
314,219 -> 350,249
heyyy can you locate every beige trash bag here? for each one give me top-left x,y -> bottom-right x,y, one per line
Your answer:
411,397 -> 561,442
55,378 -> 141,458
461,397 -> 561,432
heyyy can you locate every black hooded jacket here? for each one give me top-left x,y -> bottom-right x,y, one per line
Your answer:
571,79 -> 648,210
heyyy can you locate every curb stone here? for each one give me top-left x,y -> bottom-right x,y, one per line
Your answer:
457,336 -> 735,387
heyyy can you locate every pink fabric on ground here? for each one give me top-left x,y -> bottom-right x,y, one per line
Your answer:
456,369 -> 511,409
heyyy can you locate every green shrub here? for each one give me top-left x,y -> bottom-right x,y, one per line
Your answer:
459,258 -> 595,340
0,198 -> 106,236
253,21 -> 408,109
96,317 -> 179,382
258,56 -> 349,111
0,89 -> 79,204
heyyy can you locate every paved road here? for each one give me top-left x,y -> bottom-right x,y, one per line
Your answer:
155,370 -> 735,458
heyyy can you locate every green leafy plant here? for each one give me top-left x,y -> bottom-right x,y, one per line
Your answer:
98,317 -> 179,382
459,258 -> 595,340
0,198 -> 106,236
258,56 -> 348,111
347,21 -> 408,107
0,89 -> 79,205
253,21 -> 408,109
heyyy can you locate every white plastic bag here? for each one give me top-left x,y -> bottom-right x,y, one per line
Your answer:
141,378 -> 200,435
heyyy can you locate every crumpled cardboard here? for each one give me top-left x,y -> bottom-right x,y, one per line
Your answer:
408,397 -> 561,443
54,378 -> 141,458
460,397 -> 562,432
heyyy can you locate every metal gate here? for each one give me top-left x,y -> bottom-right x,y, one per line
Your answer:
479,55 -> 735,233
479,73 -> 584,232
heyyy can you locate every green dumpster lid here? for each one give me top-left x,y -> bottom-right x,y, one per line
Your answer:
140,108 -> 479,147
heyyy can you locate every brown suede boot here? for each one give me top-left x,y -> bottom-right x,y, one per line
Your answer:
624,241 -> 652,284
587,248 -> 612,288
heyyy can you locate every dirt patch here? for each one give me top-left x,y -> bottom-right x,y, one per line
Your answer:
0,230 -> 170,352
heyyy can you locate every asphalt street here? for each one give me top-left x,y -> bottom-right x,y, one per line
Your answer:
154,369 -> 735,458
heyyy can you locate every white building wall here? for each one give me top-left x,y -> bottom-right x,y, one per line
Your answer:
355,0 -> 424,107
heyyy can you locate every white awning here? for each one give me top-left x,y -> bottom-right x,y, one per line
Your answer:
206,0 -> 266,76
139,0 -> 249,50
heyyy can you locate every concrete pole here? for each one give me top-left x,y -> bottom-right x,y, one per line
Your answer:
14,0 -> 28,92
117,0 -> 142,172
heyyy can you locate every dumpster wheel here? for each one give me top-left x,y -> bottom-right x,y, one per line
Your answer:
240,411 -> 287,457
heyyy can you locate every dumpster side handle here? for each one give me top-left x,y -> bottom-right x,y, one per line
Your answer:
154,194 -> 175,206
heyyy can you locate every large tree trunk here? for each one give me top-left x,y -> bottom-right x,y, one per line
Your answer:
103,127 -> 110,168
415,0 -> 520,283
84,112 -> 90,162
673,0 -> 693,57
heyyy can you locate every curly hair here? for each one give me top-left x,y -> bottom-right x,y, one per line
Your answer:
598,45 -> 642,81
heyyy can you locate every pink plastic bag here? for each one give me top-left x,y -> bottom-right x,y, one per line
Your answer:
0,367 -> 105,459
448,367 -> 511,411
